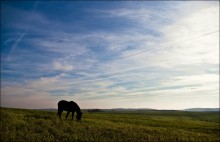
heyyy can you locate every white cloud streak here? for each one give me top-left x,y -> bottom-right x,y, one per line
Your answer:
1,1 -> 219,109
53,61 -> 74,71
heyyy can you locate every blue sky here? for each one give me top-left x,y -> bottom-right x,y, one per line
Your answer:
1,1 -> 219,109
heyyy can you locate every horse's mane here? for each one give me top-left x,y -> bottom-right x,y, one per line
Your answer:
69,101 -> 81,113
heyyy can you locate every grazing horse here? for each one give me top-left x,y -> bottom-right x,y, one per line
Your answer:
58,100 -> 82,120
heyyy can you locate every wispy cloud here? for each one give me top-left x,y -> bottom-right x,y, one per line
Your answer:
1,1 -> 219,109
53,61 -> 74,71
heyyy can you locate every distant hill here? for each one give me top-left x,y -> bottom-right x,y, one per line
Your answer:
184,108 -> 219,112
111,108 -> 157,111
35,108 -> 220,112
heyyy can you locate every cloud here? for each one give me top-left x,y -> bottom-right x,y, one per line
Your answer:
1,88 -> 57,109
53,61 -> 74,71
105,5 -> 219,74
1,1 -> 219,109
7,30 -> 27,61
76,2 -> 219,107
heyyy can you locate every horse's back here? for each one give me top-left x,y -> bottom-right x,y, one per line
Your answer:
58,100 -> 78,111
58,100 -> 67,106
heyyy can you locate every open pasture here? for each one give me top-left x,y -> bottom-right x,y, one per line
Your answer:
0,108 -> 219,142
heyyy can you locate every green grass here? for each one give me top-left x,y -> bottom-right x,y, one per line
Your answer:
0,108 -> 219,142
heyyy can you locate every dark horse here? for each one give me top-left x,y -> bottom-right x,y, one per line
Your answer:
58,100 -> 82,120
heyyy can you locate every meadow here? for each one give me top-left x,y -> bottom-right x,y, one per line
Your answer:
0,107 -> 219,142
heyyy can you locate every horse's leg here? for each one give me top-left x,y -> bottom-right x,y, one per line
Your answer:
72,111 -> 74,120
66,111 -> 70,119
58,109 -> 63,119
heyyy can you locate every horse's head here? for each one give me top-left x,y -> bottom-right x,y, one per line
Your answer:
76,111 -> 82,120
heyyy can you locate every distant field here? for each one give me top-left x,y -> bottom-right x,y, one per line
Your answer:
0,107 -> 219,142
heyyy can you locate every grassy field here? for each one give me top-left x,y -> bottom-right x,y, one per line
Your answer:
0,107 -> 219,142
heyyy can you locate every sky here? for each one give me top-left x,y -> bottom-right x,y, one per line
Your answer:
1,1 -> 219,110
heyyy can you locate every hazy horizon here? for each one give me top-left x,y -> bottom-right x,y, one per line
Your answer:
1,1 -> 219,110
1,106 -> 220,111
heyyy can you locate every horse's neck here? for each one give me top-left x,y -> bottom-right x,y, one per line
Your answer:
75,107 -> 81,113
